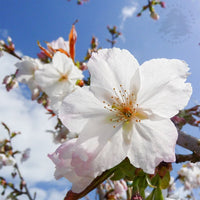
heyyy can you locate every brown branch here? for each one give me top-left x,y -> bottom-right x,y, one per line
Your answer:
177,130 -> 200,156
176,153 -> 200,163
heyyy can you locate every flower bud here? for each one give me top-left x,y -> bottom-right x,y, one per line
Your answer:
76,79 -> 84,87
150,11 -> 160,20
3,75 -> 12,84
7,36 -> 12,44
0,40 -> 5,46
79,62 -> 88,71
160,1 -> 166,8
31,87 -> 40,100
131,192 -> 143,200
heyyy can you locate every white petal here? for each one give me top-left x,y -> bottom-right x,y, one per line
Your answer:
59,87 -> 107,133
88,48 -> 139,102
53,52 -> 73,73
138,59 -> 192,118
127,119 -> 177,174
71,116 -> 128,178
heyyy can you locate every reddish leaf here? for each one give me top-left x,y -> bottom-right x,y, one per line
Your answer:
69,21 -> 78,61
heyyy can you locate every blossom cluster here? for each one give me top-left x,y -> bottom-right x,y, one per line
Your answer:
2,26 -> 193,199
178,162 -> 200,190
14,37 -> 83,114
49,46 -> 192,195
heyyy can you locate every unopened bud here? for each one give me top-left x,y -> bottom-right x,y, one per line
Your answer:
31,87 -> 40,100
131,192 -> 143,200
77,0 -> 83,5
76,79 -> 84,87
150,11 -> 160,20
7,36 -> 12,44
3,75 -> 12,84
160,1 -> 166,8
11,80 -> 18,89
0,40 -> 5,46
79,62 -> 88,71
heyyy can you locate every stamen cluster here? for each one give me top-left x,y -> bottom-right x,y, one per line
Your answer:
103,85 -> 140,128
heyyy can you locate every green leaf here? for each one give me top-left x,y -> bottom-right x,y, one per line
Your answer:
110,157 -> 136,181
150,174 -> 160,187
110,167 -> 125,180
1,122 -> 10,136
154,188 -> 164,200
160,171 -> 170,189
146,189 -> 155,200
146,188 -> 164,200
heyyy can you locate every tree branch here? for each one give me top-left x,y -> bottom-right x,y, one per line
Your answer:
177,130 -> 200,156
176,153 -> 200,163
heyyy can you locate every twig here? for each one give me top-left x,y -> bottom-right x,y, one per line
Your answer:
177,130 -> 200,156
176,153 -> 200,163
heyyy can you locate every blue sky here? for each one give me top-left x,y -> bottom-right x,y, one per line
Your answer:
1,0 -> 200,199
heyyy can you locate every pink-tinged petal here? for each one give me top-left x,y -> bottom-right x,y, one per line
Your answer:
71,117 -> 129,178
59,87 -> 107,133
48,138 -> 94,193
88,48 -> 139,102
137,59 -> 192,118
50,37 -> 69,52
127,119 -> 177,174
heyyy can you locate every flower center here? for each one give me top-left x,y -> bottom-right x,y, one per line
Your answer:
59,73 -> 68,82
103,85 -> 147,128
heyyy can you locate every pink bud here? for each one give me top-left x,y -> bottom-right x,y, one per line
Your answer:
160,1 -> 166,8
3,75 -> 12,84
31,88 -> 40,100
79,62 -> 88,71
150,12 -> 160,20
131,192 -> 143,200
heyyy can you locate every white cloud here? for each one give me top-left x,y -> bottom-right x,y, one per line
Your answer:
0,53 -> 60,188
120,1 -> 138,30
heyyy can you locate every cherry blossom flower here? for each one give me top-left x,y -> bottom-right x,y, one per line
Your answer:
15,56 -> 42,99
35,52 -> 83,113
0,154 -> 16,168
59,48 -> 192,180
178,162 -> 200,190
48,37 -> 69,53
48,138 -> 93,193
113,180 -> 127,198
20,148 -> 31,163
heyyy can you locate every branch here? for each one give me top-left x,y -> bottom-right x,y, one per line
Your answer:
177,130 -> 200,156
176,153 -> 200,163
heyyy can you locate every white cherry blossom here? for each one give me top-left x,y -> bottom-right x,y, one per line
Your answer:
59,48 -> 192,179
15,56 -> 42,99
178,162 -> 200,190
0,153 -> 16,168
35,52 -> 83,113
48,37 -> 69,53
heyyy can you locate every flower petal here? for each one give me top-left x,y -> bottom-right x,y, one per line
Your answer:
71,116 -> 129,178
137,59 -> 192,118
127,118 -> 177,174
53,52 -> 73,73
59,87 -> 107,133
88,48 -> 139,102
48,138 -> 93,193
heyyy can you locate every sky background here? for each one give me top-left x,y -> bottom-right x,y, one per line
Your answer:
0,0 -> 200,199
